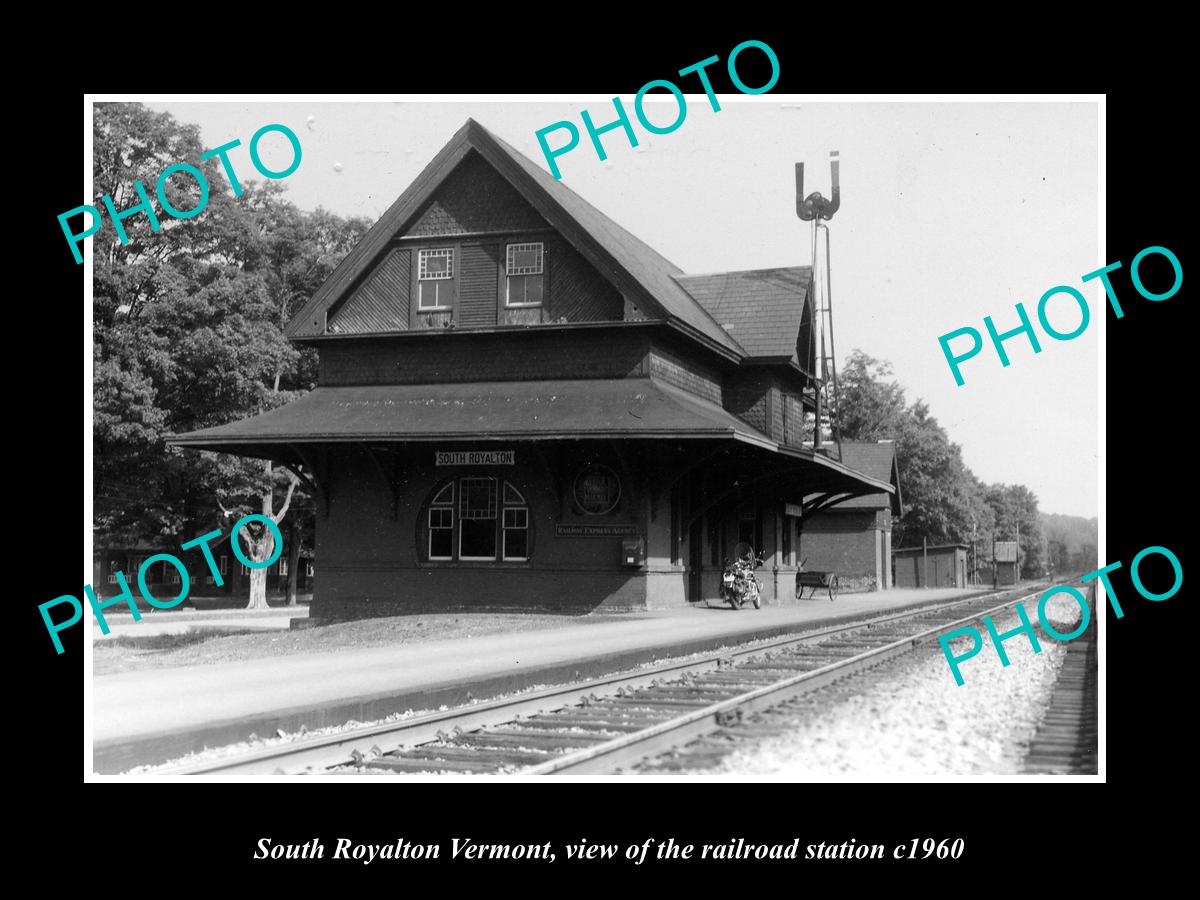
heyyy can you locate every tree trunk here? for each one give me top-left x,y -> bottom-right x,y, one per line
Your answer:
249,373 -> 287,612
239,466 -> 299,611
286,516 -> 299,606
248,566 -> 269,610
244,520 -> 279,611
245,519 -> 277,610
245,462 -> 277,610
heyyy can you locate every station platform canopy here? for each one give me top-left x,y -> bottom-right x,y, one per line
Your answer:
170,377 -> 894,512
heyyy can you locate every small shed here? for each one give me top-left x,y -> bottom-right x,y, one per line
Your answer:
893,543 -> 968,588
992,541 -> 1019,585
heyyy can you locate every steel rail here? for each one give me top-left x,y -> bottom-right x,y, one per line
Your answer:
520,588 -> 1042,775
154,587 -> 1029,776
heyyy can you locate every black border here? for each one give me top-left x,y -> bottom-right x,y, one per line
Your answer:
24,28 -> 1188,884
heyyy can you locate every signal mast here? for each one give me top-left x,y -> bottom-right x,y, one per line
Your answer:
796,152 -> 842,461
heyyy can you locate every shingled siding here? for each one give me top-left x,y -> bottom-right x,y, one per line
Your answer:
403,150 -> 547,236
724,371 -> 772,434
647,345 -> 722,405
542,237 -> 624,324
319,330 -> 647,386
328,247 -> 411,333
781,390 -> 805,446
769,384 -> 784,443
459,243 -> 500,327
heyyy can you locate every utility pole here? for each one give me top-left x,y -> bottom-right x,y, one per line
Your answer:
1016,514 -> 1021,583
922,535 -> 928,589
970,514 -> 978,586
991,530 -> 997,591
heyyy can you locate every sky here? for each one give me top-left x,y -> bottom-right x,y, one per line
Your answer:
145,99 -> 1100,518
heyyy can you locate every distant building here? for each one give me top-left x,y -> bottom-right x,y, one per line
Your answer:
991,540 -> 1019,585
798,441 -> 903,592
894,543 -> 969,589
93,533 -> 312,603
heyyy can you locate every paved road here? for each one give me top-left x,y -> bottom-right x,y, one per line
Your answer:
92,587 -> 982,745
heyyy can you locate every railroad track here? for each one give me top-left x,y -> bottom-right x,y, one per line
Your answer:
1022,585 -> 1097,774
153,586 -> 1045,777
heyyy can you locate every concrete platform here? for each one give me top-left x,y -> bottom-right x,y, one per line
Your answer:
92,586 -> 987,773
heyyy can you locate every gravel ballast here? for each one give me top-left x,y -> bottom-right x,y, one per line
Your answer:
698,594 -> 1087,777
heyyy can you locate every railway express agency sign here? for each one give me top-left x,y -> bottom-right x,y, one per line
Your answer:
435,450 -> 514,466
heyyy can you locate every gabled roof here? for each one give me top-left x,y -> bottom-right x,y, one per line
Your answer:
825,441 -> 902,514
675,267 -> 813,366
287,119 -> 744,358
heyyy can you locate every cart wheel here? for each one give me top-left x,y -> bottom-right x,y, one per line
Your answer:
828,575 -> 840,602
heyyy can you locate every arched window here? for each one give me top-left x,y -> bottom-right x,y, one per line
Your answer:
502,482 -> 529,561
424,477 -> 529,562
428,482 -> 454,560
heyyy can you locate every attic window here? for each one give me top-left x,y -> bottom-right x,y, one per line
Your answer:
506,242 -> 544,308
418,247 -> 456,311
419,248 -> 454,279
507,242 -> 543,275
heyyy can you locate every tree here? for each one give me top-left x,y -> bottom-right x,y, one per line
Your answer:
1042,513 -> 1098,575
836,351 -> 989,549
92,102 -> 369,606
985,483 -> 1047,578
1048,539 -> 1070,575
836,351 -> 908,441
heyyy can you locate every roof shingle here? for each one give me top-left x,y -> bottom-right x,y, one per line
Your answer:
675,267 -> 812,364
994,541 -> 1019,562
826,441 -> 900,511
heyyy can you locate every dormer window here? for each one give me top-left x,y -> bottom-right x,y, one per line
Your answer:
506,242 -> 544,307
418,247 -> 456,311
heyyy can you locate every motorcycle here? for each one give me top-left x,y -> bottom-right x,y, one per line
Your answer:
721,543 -> 764,610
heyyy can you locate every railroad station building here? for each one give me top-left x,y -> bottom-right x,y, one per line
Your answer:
171,120 -> 896,620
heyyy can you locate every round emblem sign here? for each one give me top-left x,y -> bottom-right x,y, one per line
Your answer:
573,465 -> 621,515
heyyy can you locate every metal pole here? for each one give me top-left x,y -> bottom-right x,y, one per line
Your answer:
809,218 -> 820,449
991,531 -> 997,590
971,514 -> 977,585
819,222 -> 843,462
1016,515 -> 1021,582
922,535 -> 928,589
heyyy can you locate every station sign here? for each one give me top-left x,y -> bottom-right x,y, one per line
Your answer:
435,450 -> 515,466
